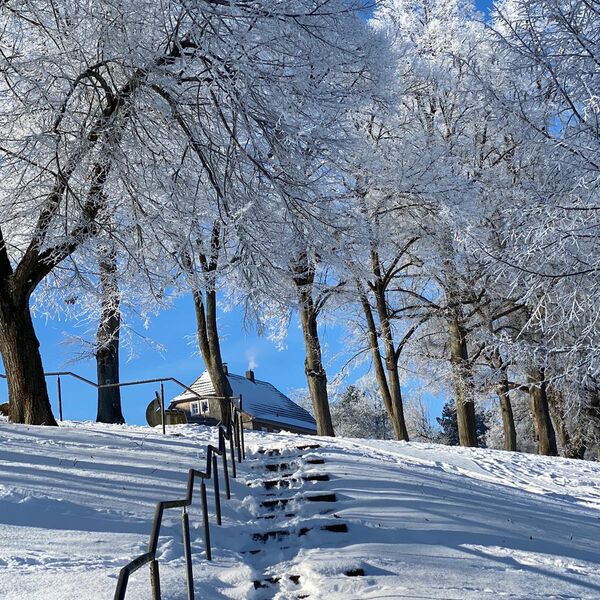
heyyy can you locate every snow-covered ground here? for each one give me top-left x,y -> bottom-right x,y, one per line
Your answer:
1,420 -> 600,599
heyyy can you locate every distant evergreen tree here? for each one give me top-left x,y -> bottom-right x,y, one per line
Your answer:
437,401 -> 488,447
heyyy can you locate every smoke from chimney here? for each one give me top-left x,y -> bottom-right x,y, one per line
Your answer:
246,348 -> 258,370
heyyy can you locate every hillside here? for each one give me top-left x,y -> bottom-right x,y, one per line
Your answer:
1,420 -> 600,599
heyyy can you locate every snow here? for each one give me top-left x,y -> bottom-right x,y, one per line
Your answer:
1,420 -> 600,599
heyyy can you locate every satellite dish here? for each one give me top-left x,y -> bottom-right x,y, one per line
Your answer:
145,392 -> 162,427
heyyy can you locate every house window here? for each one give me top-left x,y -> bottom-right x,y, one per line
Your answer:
191,400 -> 210,416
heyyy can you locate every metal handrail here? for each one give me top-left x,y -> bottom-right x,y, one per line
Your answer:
1,369 -> 248,598
113,401 -> 246,600
0,370 -> 241,435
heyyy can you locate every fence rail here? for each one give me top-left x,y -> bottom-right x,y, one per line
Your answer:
0,371 -> 235,435
114,398 -> 246,600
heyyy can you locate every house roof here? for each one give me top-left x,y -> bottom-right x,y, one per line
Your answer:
170,370 -> 317,433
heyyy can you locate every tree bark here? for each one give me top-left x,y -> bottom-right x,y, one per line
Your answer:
292,252 -> 334,437
184,221 -> 232,423
0,297 -> 56,425
364,243 -> 410,442
548,388 -> 586,459
192,287 -> 232,422
359,294 -> 396,431
448,307 -> 477,447
96,252 -> 124,424
371,286 -> 409,441
549,391 -> 570,453
527,367 -> 558,456
496,375 -> 517,451
587,384 -> 600,461
298,299 -> 334,437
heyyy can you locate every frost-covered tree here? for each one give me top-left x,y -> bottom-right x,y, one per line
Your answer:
0,1 -> 177,424
330,385 -> 391,440
0,0 -> 375,426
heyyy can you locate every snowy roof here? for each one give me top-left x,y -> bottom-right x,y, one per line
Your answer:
170,370 -> 317,433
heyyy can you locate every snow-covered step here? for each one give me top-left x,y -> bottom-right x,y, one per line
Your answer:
302,473 -> 330,482
260,473 -> 330,490
297,523 -> 349,535
304,492 -> 336,502
256,448 -> 282,456
263,462 -> 293,472
255,443 -> 320,456
258,457 -> 324,472
255,511 -> 297,520
252,530 -> 290,543
250,522 -> 348,545
260,492 -> 337,510
261,497 -> 291,509
253,576 -> 280,589
261,478 -> 295,490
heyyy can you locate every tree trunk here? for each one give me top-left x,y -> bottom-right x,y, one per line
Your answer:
548,391 -> 570,454
0,298 -> 56,425
372,288 -> 409,442
96,253 -> 124,424
447,308 -> 477,447
366,243 -> 410,442
192,287 -> 232,422
527,367 -> 558,456
298,300 -> 334,436
496,371 -> 517,451
291,251 -> 334,437
359,293 -> 407,441
587,384 -> 600,461
548,388 -> 586,459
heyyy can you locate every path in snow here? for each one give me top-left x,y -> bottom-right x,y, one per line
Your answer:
1,420 -> 600,599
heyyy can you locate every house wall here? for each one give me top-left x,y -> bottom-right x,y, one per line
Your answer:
173,397 -> 225,421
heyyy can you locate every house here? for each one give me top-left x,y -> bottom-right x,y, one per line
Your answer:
166,365 -> 317,435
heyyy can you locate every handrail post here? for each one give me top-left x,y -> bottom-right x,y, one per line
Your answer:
229,423 -> 237,479
239,394 -> 245,460
221,433 -> 231,499
57,376 -> 63,422
201,478 -> 211,561
235,411 -> 242,464
181,509 -> 194,600
212,454 -> 222,526
150,559 -> 161,600
160,382 -> 166,436
232,409 -> 240,463
114,568 -> 129,600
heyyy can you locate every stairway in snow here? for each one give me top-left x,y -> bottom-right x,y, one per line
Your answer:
240,443 -> 361,599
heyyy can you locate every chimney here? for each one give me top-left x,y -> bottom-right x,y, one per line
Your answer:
222,363 -> 229,375
245,369 -> 255,383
